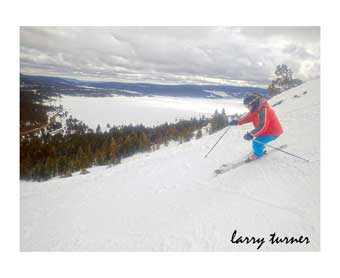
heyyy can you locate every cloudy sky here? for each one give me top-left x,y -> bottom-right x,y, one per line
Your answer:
20,26 -> 320,87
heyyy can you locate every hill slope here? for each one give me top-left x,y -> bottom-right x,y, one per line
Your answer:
21,79 -> 320,251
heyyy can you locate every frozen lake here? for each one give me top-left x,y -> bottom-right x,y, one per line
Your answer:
53,95 -> 247,129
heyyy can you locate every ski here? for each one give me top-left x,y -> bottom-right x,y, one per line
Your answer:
214,144 -> 288,176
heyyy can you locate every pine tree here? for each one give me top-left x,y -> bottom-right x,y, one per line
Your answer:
222,108 -> 226,117
138,132 -> 151,150
110,138 -> 118,163
78,146 -> 89,169
96,124 -> 102,134
209,110 -> 226,134
268,64 -> 303,97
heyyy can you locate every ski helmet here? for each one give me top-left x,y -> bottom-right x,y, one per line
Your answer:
243,94 -> 261,111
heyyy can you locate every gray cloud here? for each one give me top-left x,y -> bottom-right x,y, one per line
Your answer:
239,26 -> 320,42
20,26 -> 320,87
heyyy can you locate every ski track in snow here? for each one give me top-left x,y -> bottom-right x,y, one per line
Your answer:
21,79 -> 320,251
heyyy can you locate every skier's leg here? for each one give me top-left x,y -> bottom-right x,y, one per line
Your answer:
253,136 -> 279,157
252,137 -> 266,157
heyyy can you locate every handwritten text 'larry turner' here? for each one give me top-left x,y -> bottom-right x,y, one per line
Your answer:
230,229 -> 310,250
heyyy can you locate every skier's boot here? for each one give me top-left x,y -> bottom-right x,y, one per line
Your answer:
245,153 -> 259,162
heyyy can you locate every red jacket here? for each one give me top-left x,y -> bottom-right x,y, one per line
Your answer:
237,101 -> 283,137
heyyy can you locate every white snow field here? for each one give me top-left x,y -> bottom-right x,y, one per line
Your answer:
21,79 -> 320,251
54,95 -> 245,129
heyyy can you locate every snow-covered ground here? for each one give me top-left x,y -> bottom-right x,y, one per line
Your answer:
53,95 -> 246,129
21,79 -> 319,251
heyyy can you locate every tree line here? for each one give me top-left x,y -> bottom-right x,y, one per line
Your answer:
20,110 -> 229,181
20,90 -> 50,132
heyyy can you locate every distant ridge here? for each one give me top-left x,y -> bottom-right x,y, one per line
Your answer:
20,73 -> 268,98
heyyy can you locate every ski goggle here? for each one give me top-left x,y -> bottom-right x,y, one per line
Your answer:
244,96 -> 260,108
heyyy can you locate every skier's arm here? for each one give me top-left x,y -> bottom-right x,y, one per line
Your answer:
250,108 -> 269,137
237,113 -> 253,125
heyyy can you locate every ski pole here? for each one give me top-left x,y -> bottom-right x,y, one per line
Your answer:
205,126 -> 231,158
253,139 -> 309,162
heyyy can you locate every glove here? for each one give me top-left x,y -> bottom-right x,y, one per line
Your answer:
243,132 -> 254,141
229,119 -> 238,126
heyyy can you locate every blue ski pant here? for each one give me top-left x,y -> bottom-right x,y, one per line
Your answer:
253,136 -> 279,157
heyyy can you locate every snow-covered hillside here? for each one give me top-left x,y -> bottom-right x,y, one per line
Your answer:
21,79 -> 320,251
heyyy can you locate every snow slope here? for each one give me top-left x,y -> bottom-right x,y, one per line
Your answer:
21,79 -> 320,251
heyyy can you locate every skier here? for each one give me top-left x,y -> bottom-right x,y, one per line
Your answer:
229,94 -> 283,161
